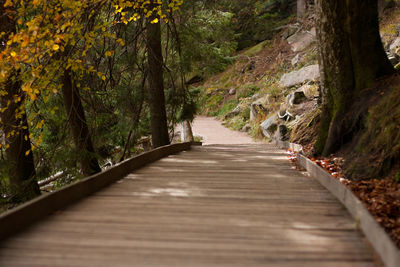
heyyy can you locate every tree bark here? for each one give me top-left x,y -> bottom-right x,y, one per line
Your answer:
0,5 -> 40,200
181,121 -> 194,142
297,0 -> 307,19
146,1 -> 170,148
62,68 -> 101,176
315,0 -> 393,156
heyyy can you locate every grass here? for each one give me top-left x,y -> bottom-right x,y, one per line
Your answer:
243,40 -> 271,57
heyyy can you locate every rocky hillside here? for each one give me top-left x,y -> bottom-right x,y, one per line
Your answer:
197,2 -> 400,181
198,8 -> 319,143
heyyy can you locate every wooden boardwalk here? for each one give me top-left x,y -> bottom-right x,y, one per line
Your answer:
0,144 -> 378,266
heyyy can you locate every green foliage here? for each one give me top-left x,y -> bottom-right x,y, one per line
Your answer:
238,84 -> 260,98
214,99 -> 238,118
219,0 -> 294,49
178,8 -> 237,77
395,171 -> 400,183
224,116 -> 247,131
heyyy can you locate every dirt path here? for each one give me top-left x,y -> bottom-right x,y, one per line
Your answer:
192,116 -> 256,145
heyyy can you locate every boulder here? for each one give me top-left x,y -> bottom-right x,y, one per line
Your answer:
279,64 -> 320,88
250,96 -> 270,121
286,29 -> 316,52
297,84 -> 315,98
228,88 -> 237,95
274,125 -> 289,141
260,115 -> 278,138
286,91 -> 307,106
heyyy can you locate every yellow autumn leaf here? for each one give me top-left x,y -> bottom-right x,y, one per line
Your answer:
105,50 -> 114,57
25,150 -> 30,156
116,38 -> 125,46
52,44 -> 60,51
4,0 -> 13,7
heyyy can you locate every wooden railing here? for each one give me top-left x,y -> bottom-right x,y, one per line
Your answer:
0,142 -> 192,241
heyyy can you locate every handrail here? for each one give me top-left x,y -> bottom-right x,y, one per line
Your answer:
0,142 -> 192,241
274,139 -> 400,267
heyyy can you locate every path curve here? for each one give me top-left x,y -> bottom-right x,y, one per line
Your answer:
192,116 -> 256,145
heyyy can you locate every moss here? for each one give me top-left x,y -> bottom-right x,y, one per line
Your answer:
243,40 -> 271,57
345,84 -> 400,179
314,109 -> 332,155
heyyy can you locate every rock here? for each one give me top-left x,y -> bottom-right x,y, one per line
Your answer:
297,84 -> 315,98
286,91 -> 307,106
250,96 -> 270,121
278,109 -> 295,122
309,27 -> 316,37
281,25 -> 299,40
291,54 -> 301,66
280,64 -> 320,88
389,37 -> 400,53
274,125 -> 289,141
241,124 -> 252,132
228,88 -> 236,95
388,53 -> 399,65
260,115 -> 278,138
287,30 -> 316,52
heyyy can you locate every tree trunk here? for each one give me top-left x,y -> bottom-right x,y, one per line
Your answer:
0,5 -> 40,201
315,0 -> 393,156
146,1 -> 170,148
181,121 -> 194,142
62,68 -> 101,176
297,0 -> 307,19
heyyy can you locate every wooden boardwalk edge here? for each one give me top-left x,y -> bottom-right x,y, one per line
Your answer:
275,139 -> 400,267
0,142 -> 192,241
